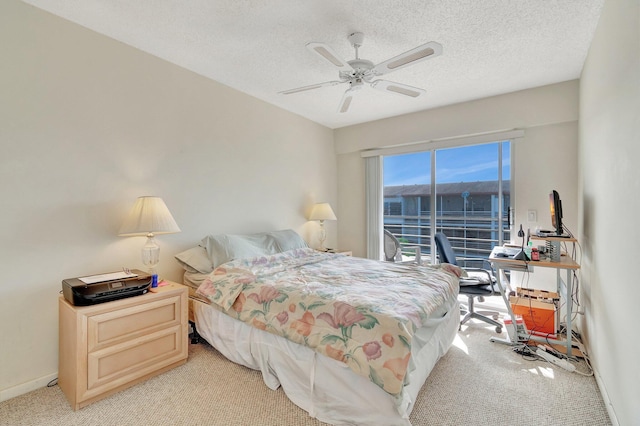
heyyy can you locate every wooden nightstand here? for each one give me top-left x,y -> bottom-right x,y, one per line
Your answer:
58,281 -> 188,410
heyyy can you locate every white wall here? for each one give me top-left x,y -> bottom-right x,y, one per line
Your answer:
335,80 -> 580,268
0,1 -> 336,400
579,0 -> 639,423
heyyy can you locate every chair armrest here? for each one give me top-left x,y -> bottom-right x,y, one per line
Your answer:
462,267 -> 499,293
399,245 -> 422,265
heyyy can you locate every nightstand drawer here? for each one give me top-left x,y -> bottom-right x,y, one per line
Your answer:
87,295 -> 182,352
87,326 -> 183,393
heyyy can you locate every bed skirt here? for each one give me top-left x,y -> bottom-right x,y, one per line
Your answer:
191,297 -> 459,426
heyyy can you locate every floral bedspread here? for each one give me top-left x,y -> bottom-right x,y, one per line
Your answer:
196,248 -> 460,396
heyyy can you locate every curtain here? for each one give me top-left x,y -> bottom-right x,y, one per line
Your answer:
365,156 -> 383,260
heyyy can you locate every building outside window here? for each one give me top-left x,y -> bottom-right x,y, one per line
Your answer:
383,141 -> 511,266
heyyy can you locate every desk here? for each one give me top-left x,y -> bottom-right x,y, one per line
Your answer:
489,236 -> 580,356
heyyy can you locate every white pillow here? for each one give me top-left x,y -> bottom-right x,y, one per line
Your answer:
268,229 -> 308,252
199,233 -> 277,268
174,246 -> 213,274
197,230 -> 308,268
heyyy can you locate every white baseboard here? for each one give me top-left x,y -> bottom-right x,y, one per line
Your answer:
0,372 -> 58,403
593,368 -> 619,426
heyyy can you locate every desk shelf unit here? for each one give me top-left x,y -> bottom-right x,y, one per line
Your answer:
489,236 -> 580,356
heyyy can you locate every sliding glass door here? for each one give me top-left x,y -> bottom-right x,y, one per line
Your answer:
383,151 -> 431,261
383,141 -> 511,265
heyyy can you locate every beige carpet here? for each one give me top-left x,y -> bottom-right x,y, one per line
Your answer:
0,323 -> 611,426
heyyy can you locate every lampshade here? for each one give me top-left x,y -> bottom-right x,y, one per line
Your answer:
309,203 -> 337,221
119,196 -> 181,236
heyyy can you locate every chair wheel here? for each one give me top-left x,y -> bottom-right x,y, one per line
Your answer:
495,326 -> 502,334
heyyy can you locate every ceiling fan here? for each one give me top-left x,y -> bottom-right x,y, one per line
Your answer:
279,32 -> 443,113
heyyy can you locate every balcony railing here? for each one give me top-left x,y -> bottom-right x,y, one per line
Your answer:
384,212 -> 510,267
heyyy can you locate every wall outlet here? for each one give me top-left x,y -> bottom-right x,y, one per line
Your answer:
527,209 -> 537,222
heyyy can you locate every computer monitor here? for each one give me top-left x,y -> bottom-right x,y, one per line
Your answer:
550,190 -> 563,236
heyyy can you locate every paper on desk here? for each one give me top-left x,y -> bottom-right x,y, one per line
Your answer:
498,246 -> 521,256
79,271 -> 138,284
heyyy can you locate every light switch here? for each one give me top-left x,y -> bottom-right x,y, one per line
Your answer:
527,209 -> 537,222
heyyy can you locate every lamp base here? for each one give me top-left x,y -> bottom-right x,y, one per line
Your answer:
317,220 -> 327,251
141,234 -> 160,275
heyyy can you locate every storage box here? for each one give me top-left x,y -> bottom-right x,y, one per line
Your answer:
510,296 -> 556,335
515,287 -> 559,303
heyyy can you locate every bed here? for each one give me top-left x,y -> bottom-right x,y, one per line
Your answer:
175,230 -> 460,426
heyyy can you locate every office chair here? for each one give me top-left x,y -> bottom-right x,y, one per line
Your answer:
383,230 -> 422,265
434,232 -> 502,333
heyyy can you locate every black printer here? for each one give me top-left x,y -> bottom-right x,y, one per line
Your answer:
62,269 -> 152,306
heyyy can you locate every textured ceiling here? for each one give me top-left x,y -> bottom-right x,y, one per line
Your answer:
23,0 -> 604,129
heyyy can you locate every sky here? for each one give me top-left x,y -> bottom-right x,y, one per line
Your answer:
383,142 -> 511,186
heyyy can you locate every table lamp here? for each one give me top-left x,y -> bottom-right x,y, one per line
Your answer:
119,196 -> 181,273
309,202 -> 337,251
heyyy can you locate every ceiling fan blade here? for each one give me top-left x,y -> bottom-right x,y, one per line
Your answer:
372,41 -> 442,76
371,80 -> 426,98
307,42 -> 353,72
338,88 -> 357,113
279,80 -> 344,95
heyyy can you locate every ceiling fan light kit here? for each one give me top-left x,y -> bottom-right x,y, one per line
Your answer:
280,32 -> 442,113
